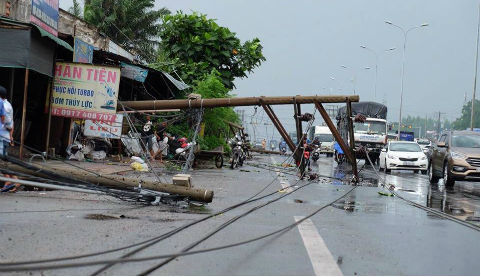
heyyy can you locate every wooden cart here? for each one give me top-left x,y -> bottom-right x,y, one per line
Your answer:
194,146 -> 224,168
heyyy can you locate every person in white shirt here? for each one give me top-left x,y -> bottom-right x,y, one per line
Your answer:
0,85 -> 11,156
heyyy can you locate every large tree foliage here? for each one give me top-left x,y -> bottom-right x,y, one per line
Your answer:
155,12 -> 266,89
84,0 -> 169,62
163,72 -> 240,151
151,12 -> 266,150
452,99 -> 480,130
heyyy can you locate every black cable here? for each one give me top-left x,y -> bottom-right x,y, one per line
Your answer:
0,172 -> 305,267
0,167 -> 154,204
0,132 -> 310,269
363,148 -> 480,231
93,163 -> 307,275
139,178 -> 313,275
0,186 -> 356,272
5,140 -> 143,189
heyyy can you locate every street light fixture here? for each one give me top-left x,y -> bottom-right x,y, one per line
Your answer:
359,45 -> 396,101
339,65 -> 371,95
385,20 -> 429,139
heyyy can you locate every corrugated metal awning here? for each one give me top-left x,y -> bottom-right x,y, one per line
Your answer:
162,72 -> 190,90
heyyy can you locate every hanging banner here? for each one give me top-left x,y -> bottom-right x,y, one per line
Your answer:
73,37 -> 94,64
120,62 -> 148,83
30,0 -> 59,37
84,114 -> 124,139
51,62 -> 120,122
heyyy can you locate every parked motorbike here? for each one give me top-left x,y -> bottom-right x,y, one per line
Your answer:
229,137 -> 246,169
280,146 -> 287,154
311,145 -> 321,162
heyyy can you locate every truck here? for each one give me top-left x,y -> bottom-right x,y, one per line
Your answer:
308,125 -> 335,157
399,131 -> 415,141
336,101 -> 388,164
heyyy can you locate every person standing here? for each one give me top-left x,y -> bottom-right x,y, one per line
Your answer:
0,85 -> 19,192
140,115 -> 155,160
0,85 -> 13,154
0,85 -> 7,158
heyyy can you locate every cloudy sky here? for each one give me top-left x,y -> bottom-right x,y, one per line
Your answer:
61,0 -> 479,138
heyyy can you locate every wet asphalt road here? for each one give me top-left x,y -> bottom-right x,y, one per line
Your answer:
0,154 -> 479,275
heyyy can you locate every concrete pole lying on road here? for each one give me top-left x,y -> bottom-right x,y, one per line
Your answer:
2,162 -> 214,203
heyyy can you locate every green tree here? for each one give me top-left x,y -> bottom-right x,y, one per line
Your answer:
151,12 -> 266,150
164,71 -> 240,150
155,12 -> 266,89
84,0 -> 170,62
452,99 -> 480,130
68,0 -> 83,18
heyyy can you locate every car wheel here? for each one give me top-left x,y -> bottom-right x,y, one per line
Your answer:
384,160 -> 391,174
414,170 -> 419,174
443,162 -> 455,187
428,162 -> 440,183
421,170 -> 427,175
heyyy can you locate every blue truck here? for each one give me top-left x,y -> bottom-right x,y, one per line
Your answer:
399,131 -> 415,141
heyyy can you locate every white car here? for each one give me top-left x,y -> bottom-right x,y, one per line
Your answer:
415,138 -> 432,154
379,141 -> 428,174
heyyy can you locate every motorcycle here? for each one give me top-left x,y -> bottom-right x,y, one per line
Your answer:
230,137 -> 246,169
280,146 -> 287,154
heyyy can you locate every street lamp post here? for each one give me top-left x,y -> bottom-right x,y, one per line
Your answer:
359,45 -> 396,101
340,65 -> 371,95
385,20 -> 429,139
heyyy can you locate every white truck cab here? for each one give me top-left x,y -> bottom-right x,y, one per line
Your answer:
308,125 -> 335,156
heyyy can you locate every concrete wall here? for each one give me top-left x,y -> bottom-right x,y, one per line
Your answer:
0,0 -> 31,22
58,9 -> 109,51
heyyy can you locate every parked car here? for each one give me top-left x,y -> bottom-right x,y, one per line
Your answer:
379,141 -> 428,174
428,130 -> 480,187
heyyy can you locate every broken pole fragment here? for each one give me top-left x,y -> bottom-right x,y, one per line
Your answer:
2,162 -> 214,203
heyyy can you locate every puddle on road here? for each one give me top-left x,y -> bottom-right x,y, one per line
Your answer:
85,214 -> 119,220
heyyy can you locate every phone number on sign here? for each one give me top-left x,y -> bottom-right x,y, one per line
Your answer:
51,108 -> 117,122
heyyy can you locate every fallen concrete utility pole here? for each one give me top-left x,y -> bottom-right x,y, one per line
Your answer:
119,95 -> 359,110
2,162 -> 214,203
250,149 -> 284,155
120,94 -> 360,182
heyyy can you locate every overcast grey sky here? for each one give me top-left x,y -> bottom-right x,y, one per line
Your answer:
61,0 -> 479,132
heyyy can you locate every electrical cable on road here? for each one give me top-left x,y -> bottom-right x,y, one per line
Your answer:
138,108 -> 325,275
120,103 -> 169,184
0,167 -> 155,204
363,148 -> 480,231
0,185 -> 356,273
0,164 -> 311,268
0,103 -> 362,273
138,177 -> 315,275
0,126 -> 310,270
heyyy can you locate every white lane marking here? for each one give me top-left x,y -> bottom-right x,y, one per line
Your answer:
294,216 -> 343,276
270,156 -> 293,192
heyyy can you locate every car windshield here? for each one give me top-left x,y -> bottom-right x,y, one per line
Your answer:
451,135 -> 480,148
316,134 -> 334,142
354,121 -> 386,135
390,143 -> 421,152
417,140 -> 430,145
